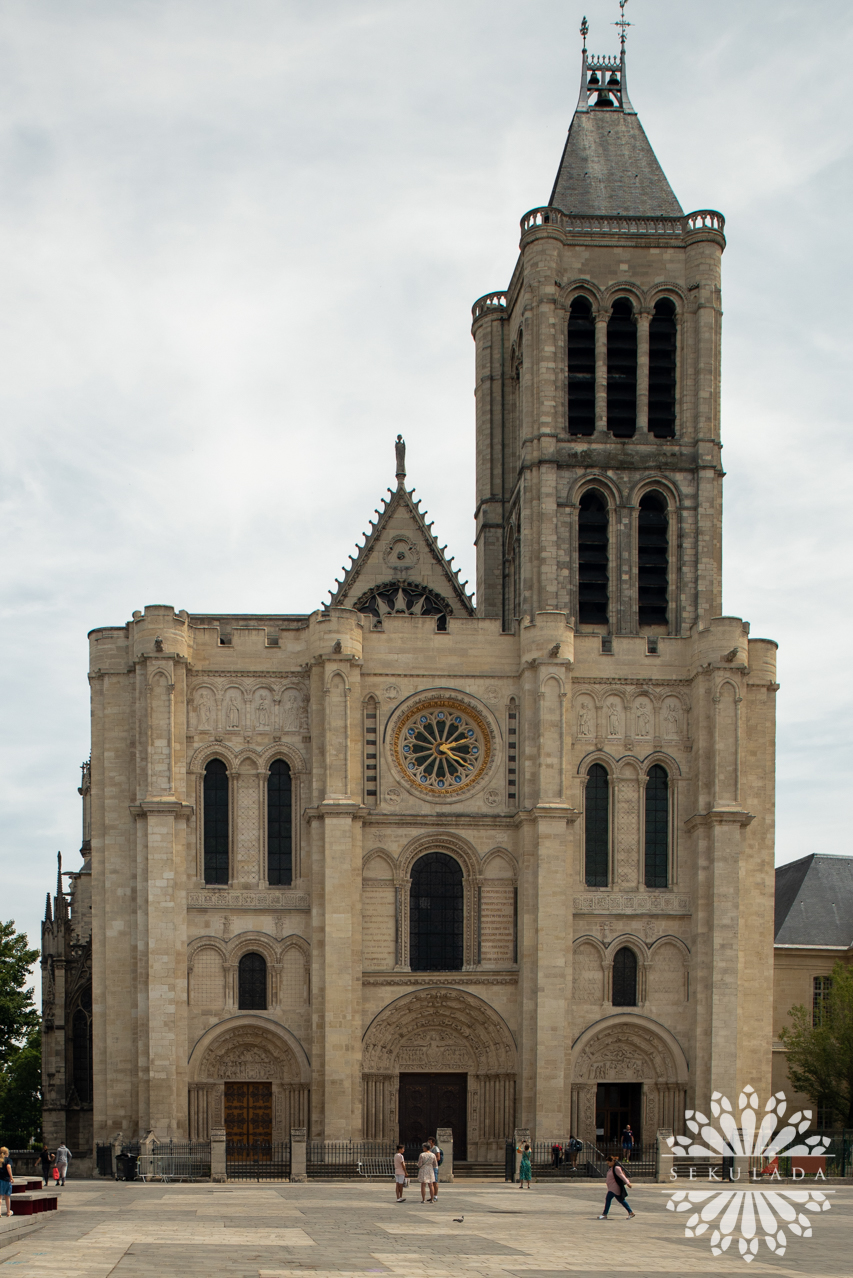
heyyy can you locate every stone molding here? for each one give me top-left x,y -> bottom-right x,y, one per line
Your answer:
187,890 -> 309,910
362,972 -> 518,986
573,892 -> 690,915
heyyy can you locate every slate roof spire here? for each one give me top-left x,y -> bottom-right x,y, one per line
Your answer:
549,7 -> 682,219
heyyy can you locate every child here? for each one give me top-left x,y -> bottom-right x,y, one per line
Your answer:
394,1144 -> 408,1202
518,1142 -> 532,1188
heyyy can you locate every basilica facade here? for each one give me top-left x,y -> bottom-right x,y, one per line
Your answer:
42,39 -> 778,1162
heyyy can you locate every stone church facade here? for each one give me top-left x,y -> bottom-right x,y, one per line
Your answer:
43,37 -> 778,1160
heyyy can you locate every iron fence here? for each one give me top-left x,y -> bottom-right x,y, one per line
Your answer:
226,1140 -> 290,1181
138,1140 -> 211,1182
505,1138 -> 655,1181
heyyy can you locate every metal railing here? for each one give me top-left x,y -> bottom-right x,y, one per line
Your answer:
506,1138 -> 655,1181
226,1140 -> 290,1181
519,206 -> 725,240
138,1140 -> 211,1182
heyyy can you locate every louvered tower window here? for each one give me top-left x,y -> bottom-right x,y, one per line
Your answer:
409,852 -> 463,972
638,492 -> 669,626
584,764 -> 609,887
238,952 -> 267,1010
606,298 -> 637,437
567,296 -> 595,435
648,298 -> 677,437
578,489 -> 609,626
203,758 -> 229,885
612,947 -> 638,1006
267,759 -> 292,885
644,765 -> 669,888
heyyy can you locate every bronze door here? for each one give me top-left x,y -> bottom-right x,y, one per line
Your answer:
225,1081 -> 273,1156
398,1073 -> 467,1160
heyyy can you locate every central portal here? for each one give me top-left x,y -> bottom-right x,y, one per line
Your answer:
398,1073 -> 467,1160
595,1081 -> 642,1147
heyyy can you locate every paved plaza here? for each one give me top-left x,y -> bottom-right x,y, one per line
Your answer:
0,1180 -> 849,1278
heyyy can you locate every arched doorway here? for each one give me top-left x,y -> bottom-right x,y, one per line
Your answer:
571,1015 -> 688,1148
362,988 -> 517,1162
187,1017 -> 310,1142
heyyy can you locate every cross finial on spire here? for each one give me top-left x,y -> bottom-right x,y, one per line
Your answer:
580,15 -> 588,52
614,0 -> 632,52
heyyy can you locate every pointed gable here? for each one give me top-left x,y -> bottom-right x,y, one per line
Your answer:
328,481 -> 475,619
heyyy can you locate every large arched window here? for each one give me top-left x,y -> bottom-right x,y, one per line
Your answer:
607,298 -> 637,437
578,490 -> 609,627
71,1003 -> 92,1104
644,765 -> 669,888
409,852 -> 463,972
267,759 -> 293,886
238,952 -> 267,1010
584,764 -> 609,887
612,947 -> 638,1007
648,298 -> 677,437
638,491 -> 669,627
567,296 -> 595,436
203,758 -> 229,885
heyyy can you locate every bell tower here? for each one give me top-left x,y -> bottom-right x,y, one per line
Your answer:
472,18 -> 726,638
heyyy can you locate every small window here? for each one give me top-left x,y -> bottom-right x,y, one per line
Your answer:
644,765 -> 669,888
267,759 -> 293,885
612,947 -> 638,1007
607,298 -> 637,437
638,492 -> 668,627
203,759 -> 229,885
584,764 -> 609,887
648,298 -> 677,437
813,975 -> 832,1027
409,852 -> 464,972
578,490 -> 609,626
567,297 -> 595,436
72,1006 -> 92,1104
238,952 -> 268,1010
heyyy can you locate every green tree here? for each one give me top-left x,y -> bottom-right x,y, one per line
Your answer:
0,1028 -> 42,1147
780,960 -> 853,1127
0,921 -> 39,1066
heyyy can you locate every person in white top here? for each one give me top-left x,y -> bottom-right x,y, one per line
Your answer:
394,1145 -> 408,1202
417,1143 -> 438,1203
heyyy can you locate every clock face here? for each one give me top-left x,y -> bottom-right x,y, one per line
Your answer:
392,699 -> 491,797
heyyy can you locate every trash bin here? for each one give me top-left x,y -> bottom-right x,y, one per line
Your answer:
124,1154 -> 138,1182
115,1153 -> 129,1180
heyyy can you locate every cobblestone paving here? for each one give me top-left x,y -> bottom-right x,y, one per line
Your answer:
0,1181 -> 849,1277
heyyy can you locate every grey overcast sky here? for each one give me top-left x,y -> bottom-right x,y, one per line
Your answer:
2,0 -> 851,957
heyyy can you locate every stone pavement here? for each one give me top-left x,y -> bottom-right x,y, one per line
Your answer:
0,1180 -> 849,1278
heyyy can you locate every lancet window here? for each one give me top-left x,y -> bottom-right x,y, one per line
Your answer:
584,763 -> 609,887
578,490 -> 609,626
267,759 -> 293,886
409,851 -> 464,972
648,298 -> 677,437
644,765 -> 669,889
567,296 -> 595,435
203,758 -> 229,885
638,491 -> 669,627
607,297 -> 637,436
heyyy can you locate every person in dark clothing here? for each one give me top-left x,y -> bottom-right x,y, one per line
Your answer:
40,1145 -> 53,1187
621,1125 -> 634,1163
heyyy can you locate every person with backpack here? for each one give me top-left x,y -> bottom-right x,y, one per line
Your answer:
0,1148 -> 13,1217
427,1137 -> 443,1199
597,1155 -> 635,1220
568,1135 -> 583,1170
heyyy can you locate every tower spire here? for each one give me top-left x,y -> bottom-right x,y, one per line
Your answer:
613,0 -> 632,54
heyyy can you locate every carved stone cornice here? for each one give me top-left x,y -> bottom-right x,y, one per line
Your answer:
188,889 -> 309,911
130,801 -> 194,819
362,971 -> 518,987
684,808 -> 754,831
573,892 -> 691,915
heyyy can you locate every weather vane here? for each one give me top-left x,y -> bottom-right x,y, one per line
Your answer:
613,0 -> 632,52
580,15 -> 588,52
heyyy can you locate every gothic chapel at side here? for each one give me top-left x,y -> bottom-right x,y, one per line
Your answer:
41,34 -> 777,1162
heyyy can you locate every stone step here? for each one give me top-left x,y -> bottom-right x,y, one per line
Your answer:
452,1162 -> 505,1179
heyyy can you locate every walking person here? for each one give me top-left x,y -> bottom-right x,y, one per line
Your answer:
568,1135 -> 582,1170
0,1148 -> 13,1217
518,1142 -> 532,1189
55,1141 -> 72,1187
597,1155 -> 635,1220
621,1124 -> 634,1164
427,1136 -> 442,1200
417,1142 -> 437,1203
394,1145 -> 408,1202
39,1144 -> 53,1188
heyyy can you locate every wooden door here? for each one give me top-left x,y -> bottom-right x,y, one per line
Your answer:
225,1081 -> 273,1154
398,1073 -> 467,1160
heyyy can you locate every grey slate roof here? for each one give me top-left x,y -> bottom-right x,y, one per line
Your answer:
549,109 -> 683,219
774,854 -> 853,946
